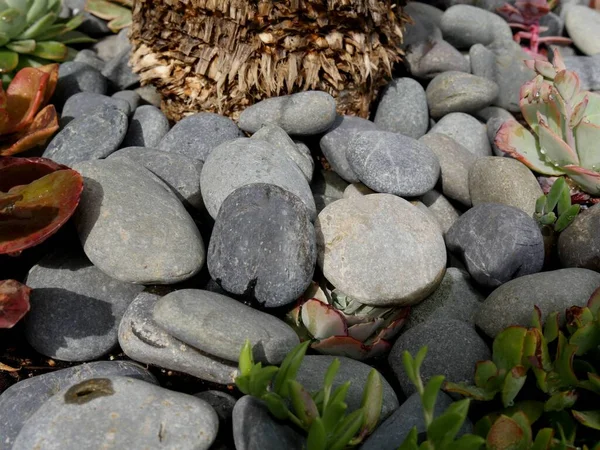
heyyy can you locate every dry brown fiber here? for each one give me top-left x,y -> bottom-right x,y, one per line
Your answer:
130,0 -> 409,121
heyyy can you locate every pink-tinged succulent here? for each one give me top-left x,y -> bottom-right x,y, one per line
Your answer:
0,157 -> 84,256
495,51 -> 600,196
0,279 -> 31,328
497,0 -> 572,60
0,64 -> 59,156
286,282 -> 410,360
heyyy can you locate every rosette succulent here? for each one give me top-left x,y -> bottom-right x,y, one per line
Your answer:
0,0 -> 94,80
286,282 -> 410,361
495,51 -> 600,196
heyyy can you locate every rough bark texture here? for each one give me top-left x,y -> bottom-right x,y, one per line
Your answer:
130,0 -> 408,121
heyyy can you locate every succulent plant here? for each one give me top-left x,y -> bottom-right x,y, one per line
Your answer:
0,0 -> 94,80
495,51 -> 600,196
85,0 -> 132,33
497,0 -> 572,60
0,279 -> 30,328
0,156 -> 84,256
0,64 -> 59,155
535,177 -> 580,232
443,288 -> 600,448
286,282 -> 410,361
235,339 -> 383,449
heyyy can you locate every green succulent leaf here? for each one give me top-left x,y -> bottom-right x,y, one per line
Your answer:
554,332 -> 579,387
288,379 -> 318,427
328,408 -> 364,450
25,0 -> 49,25
0,32 -> 10,47
502,366 -> 528,408
238,339 -> 254,377
555,205 -> 580,232
16,12 -> 56,40
397,427 -> 419,450
447,434 -> 485,450
29,41 -> 67,61
0,49 -> 19,73
427,399 -> 470,447
572,409 -> 600,430
307,417 -> 326,450
544,389 -> 578,412
575,121 -> 600,172
486,412 -> 530,450
54,30 -> 96,45
422,375 -> 444,418
235,374 -> 250,395
535,195 -> 547,216
322,357 -> 340,412
530,428 -> 554,450
569,321 -> 600,356
262,392 -> 290,420
544,312 -> 560,343
493,326 -> 528,372
474,360 -> 500,390
503,400 -> 545,425
537,112 -> 579,166
329,381 -> 351,406
322,401 -> 347,432
359,368 -> 383,437
5,39 -> 35,53
444,381 -> 497,401
0,8 -> 27,39
402,350 -> 417,386
273,340 -> 310,397
546,177 -> 566,212
539,212 -> 556,225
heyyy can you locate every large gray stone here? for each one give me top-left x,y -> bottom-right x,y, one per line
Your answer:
54,61 -> 107,109
122,105 -> 170,148
405,39 -> 471,79
347,131 -> 440,197
469,156 -> 543,216
429,112 -> 492,157
403,2 -> 444,48
446,204 -> 545,289
319,115 -> 378,183
564,54 -> 600,91
0,361 -> 156,450
476,269 -> 600,337
112,90 -> 141,112
565,5 -> 600,56
208,184 -> 316,307
200,138 -> 316,220
420,133 -> 476,206
311,169 -> 349,214
440,5 -> 513,49
158,112 -> 243,161
61,92 -> 130,124
108,147 -> 204,211
558,203 -> 600,271
12,377 -> 218,450
238,91 -> 337,135
296,355 -> 399,420
426,71 -> 499,118
101,45 -> 140,90
118,292 -> 238,385
24,247 -> 143,361
73,159 -> 205,284
153,289 -> 299,364
374,78 -> 429,138
43,108 -> 128,165
388,318 -> 491,396
316,194 -> 446,306
233,396 -> 304,450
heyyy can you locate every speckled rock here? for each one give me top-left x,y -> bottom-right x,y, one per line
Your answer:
558,203 -> 600,271
121,105 -> 170,148
419,190 -> 461,235
405,39 -> 471,79
54,61 -> 107,109
311,169 -> 349,213
316,194 -> 446,306
429,112 -> 492,157
440,5 -> 514,49
239,91 -> 337,135
565,6 -> 600,56
112,90 -> 141,112
208,184 -> 316,307
476,269 -> 600,337
73,159 -> 205,284
61,92 -> 130,124
469,156 -> 543,216
374,78 -> 429,138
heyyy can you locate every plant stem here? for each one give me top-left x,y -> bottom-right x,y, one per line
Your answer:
287,411 -> 307,431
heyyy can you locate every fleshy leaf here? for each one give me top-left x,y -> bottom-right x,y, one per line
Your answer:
493,326 -> 528,372
563,165 -> 600,195
554,70 -> 580,103
495,120 -> 563,176
575,120 -> 600,171
474,360 -> 500,390
0,279 -> 31,328
0,104 -> 59,156
347,318 -> 383,342
588,287 -> 600,316
443,381 -> 497,401
0,50 -> 19,74
502,366 -> 527,407
537,111 -> 579,166
29,41 -> 67,61
486,415 -> 526,450
301,299 -> 347,340
375,307 -> 409,340
544,389 -> 578,412
311,335 -> 369,360
358,369 -> 383,438
572,410 -> 600,430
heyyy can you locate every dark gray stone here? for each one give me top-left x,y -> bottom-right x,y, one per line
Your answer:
419,189 -> 461,235
108,147 -> 204,210
311,168 -> 349,214
232,396 -> 305,450
251,124 -> 314,181
440,5 -> 513,49
564,54 -> 600,91
426,71 -> 499,118
565,5 -> 600,56
446,203 -> 545,289
73,159 -> 205,284
73,49 -> 105,72
121,105 -> 170,148
238,91 -> 337,135
403,2 -> 443,48
319,115 -> 378,183
101,45 -> 140,90
361,392 -> 472,450
540,12 -> 564,38
475,106 -> 515,123
208,184 -> 316,308
405,268 -> 483,330
0,361 -> 156,450
558,203 -> 600,271
78,12 -> 112,36
476,269 -> 600,337
112,90 -> 141,112
158,112 -> 242,162
54,61 -> 108,109
153,289 -> 298,364
118,292 -> 239,384
61,92 -> 130,124
194,391 -> 236,423
405,39 -> 471,79
346,130 -> 440,197
43,108 -> 128,165
93,28 -> 130,62
374,78 -> 429,138
135,85 -> 162,108
201,138 -> 316,220
429,112 -> 491,157
12,377 -> 219,450
389,318 -> 491,396
23,247 -> 143,361
296,355 -> 399,419
420,133 -> 476,206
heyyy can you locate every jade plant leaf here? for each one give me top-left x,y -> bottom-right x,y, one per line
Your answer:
0,104 -> 59,155
0,156 -> 83,255
0,279 -> 31,328
572,410 -> 600,430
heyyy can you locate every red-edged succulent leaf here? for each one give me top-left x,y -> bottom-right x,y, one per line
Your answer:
563,165 -> 600,195
375,307 -> 410,341
572,410 -> 600,430
0,158 -> 83,255
311,335 -> 369,360
0,104 -> 59,156
0,279 -> 31,328
554,69 -> 580,103
587,287 -> 600,316
300,299 -> 347,340
486,414 -> 526,450
537,111 -> 579,165
524,59 -> 556,79
36,64 -> 59,107
0,156 -> 67,192
552,49 -> 567,72
347,318 -> 384,342
0,66 -> 50,135
494,120 -> 563,176
364,338 -> 392,359
575,120 -> 600,171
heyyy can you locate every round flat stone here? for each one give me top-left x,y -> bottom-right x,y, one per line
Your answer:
122,105 -> 170,148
